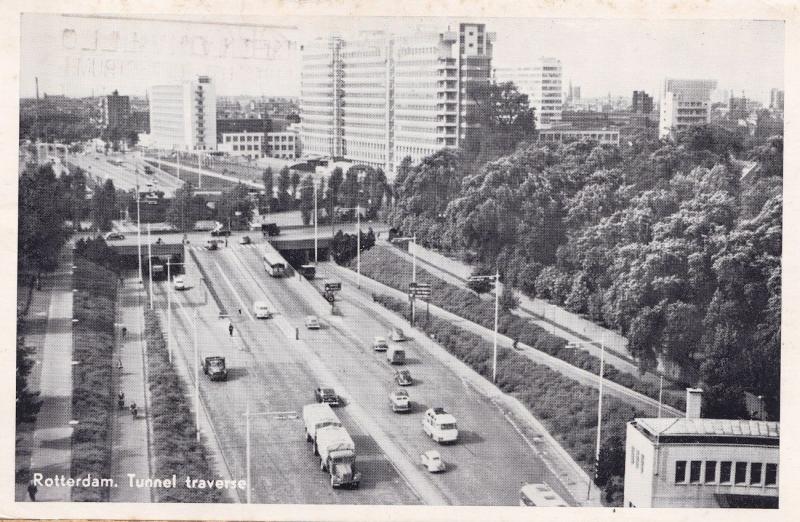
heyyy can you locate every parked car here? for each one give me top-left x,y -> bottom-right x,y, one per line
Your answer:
173,276 -> 186,290
389,389 -> 411,412
305,315 -> 321,329
395,369 -> 413,386
314,387 -> 340,406
420,450 -> 446,473
104,232 -> 125,241
373,336 -> 388,351
239,235 -> 252,245
202,356 -> 228,381
204,240 -> 219,251
388,327 -> 407,342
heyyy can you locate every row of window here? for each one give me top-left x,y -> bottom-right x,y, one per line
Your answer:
231,144 -> 261,152
224,134 -> 261,143
674,460 -> 777,487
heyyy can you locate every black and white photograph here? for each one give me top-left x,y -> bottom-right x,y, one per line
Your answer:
9,1 -> 789,517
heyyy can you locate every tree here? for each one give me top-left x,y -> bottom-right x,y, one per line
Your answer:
261,167 -> 274,213
216,183 -> 255,230
16,332 -> 41,425
91,178 -> 116,232
343,166 -> 361,209
499,285 -> 519,310
166,182 -> 199,232
596,435 -> 625,487
298,175 -> 314,226
18,164 -> 69,271
329,167 -> 344,208
290,170 -> 301,200
277,167 -> 292,211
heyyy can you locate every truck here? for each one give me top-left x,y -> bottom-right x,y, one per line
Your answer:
387,345 -> 406,364
302,403 -> 361,488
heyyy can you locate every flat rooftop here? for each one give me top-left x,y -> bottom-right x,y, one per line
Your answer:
633,418 -> 779,446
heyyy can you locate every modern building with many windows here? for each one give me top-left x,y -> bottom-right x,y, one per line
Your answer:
300,23 -> 494,175
217,131 -> 264,160
494,57 -> 563,128
658,78 -> 717,140
101,90 -> 131,130
149,75 -> 217,151
624,389 -> 779,508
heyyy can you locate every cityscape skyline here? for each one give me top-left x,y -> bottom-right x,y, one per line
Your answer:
20,14 -> 784,104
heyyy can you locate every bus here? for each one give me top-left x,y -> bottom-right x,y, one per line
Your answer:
519,483 -> 568,507
263,250 -> 286,277
299,264 -> 316,280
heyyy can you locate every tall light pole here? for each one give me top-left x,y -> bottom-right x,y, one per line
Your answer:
591,333 -> 606,500
242,406 -> 296,504
657,375 -> 664,419
313,181 -> 318,264
356,205 -> 361,289
167,260 -> 173,364
392,235 -> 418,322
136,168 -> 142,283
467,272 -> 500,383
193,310 -> 200,442
147,223 -> 153,309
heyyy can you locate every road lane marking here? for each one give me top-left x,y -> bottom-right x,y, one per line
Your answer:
212,258 -> 255,321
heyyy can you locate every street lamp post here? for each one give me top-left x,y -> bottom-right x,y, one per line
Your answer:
338,206 -> 363,287
197,152 -> 203,189
135,168 -> 143,284
147,223 -> 153,310
392,235 -> 418,322
193,310 -> 200,442
313,181 -> 318,264
467,272 -> 500,383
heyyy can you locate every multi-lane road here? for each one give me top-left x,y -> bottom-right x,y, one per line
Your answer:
68,152 -> 184,196
155,237 -> 584,506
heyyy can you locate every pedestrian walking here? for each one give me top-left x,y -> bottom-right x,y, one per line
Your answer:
513,339 -> 519,350
121,326 -> 127,339
225,238 -> 228,247
117,358 -> 123,371
27,480 -> 37,501
228,322 -> 234,337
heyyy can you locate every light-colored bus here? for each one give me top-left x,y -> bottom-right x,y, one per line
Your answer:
519,483 -> 568,507
262,250 -> 286,277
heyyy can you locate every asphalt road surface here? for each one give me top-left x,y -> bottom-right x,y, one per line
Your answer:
184,242 -> 580,506
68,152 -> 183,196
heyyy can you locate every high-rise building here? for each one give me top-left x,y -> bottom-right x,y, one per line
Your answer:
624,389 -> 779,508
494,58 -> 563,128
300,24 -> 495,174
632,90 -> 653,114
101,90 -> 131,130
769,88 -> 784,112
149,75 -> 217,151
658,78 -> 717,140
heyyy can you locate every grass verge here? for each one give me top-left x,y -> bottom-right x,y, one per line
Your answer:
352,246 -> 685,411
71,257 -> 117,501
143,308 -> 229,503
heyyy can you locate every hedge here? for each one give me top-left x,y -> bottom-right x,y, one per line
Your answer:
143,309 -> 229,503
352,247 -> 685,411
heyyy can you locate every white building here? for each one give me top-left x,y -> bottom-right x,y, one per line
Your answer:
494,58 -> 563,128
538,128 -> 620,146
149,75 -> 217,151
624,389 -> 779,508
658,78 -> 717,140
300,23 -> 494,175
217,131 -> 264,160
265,132 -> 297,159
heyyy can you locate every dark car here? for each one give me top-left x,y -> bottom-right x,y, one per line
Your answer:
261,223 -> 281,237
239,235 -> 252,245
211,227 -> 232,237
314,387 -> 340,406
204,240 -> 219,251
395,369 -> 413,386
202,356 -> 228,381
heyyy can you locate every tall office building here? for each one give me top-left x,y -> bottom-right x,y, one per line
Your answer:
494,57 -> 563,128
658,78 -> 717,140
300,23 -> 495,174
769,88 -> 784,112
149,75 -> 217,151
632,90 -> 654,114
101,90 -> 131,129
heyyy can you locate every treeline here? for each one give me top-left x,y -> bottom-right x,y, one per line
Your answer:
388,127 -> 782,420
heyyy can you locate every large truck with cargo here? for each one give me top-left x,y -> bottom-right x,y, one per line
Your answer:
302,403 -> 361,488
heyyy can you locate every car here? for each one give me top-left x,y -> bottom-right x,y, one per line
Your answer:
314,387 -> 340,406
173,275 -> 186,290
305,315 -> 321,329
202,356 -> 228,381
388,327 -> 407,342
261,223 -> 281,237
253,300 -> 272,319
211,227 -> 232,237
373,336 -> 388,351
420,450 -> 446,473
239,235 -> 252,245
204,241 -> 219,251
104,232 -> 125,241
395,369 -> 413,386
389,389 -> 411,412
423,407 -> 459,444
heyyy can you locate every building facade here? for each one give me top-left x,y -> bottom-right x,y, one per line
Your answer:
300,23 -> 495,175
658,78 -> 717,140
494,57 -> 563,128
149,75 -> 217,151
624,390 -> 779,508
217,131 -> 265,160
632,90 -> 653,114
265,131 -> 298,159
538,128 -> 620,145
769,88 -> 784,112
102,90 -> 131,129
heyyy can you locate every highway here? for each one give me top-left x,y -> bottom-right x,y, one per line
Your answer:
68,152 -> 184,196
179,240 -> 582,506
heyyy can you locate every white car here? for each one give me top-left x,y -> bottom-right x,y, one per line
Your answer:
420,450 -> 446,473
253,301 -> 272,319
173,276 -> 186,290
389,389 -> 411,412
388,327 -> 407,342
373,336 -> 388,351
423,407 -> 459,444
305,315 -> 321,329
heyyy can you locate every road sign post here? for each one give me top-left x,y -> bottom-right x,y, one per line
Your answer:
408,282 -> 431,327
324,281 -> 341,313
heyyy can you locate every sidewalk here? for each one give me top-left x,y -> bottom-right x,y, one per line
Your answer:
26,248 -> 74,501
109,277 -> 152,502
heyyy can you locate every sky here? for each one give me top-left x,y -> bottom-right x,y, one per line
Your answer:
20,14 -> 784,104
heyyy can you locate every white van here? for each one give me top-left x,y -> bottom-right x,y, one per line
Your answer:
519,483 -> 568,507
253,301 -> 272,319
422,407 -> 458,443
387,345 -> 406,365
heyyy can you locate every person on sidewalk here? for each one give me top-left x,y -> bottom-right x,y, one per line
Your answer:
27,480 -> 37,501
228,322 -> 234,337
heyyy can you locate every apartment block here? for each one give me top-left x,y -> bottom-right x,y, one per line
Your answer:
658,78 -> 717,140
149,75 -> 217,151
300,23 -> 494,175
494,57 -> 563,128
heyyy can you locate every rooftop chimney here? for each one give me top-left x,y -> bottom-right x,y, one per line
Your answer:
686,388 -> 703,419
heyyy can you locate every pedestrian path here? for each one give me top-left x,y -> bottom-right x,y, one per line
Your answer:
27,248 -> 74,501
109,278 -> 152,502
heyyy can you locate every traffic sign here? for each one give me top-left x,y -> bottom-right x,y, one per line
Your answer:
324,281 -> 342,292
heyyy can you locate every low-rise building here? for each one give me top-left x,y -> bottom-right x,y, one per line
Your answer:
265,131 -> 297,159
217,130 -> 265,160
624,389 -> 779,509
538,127 -> 620,145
